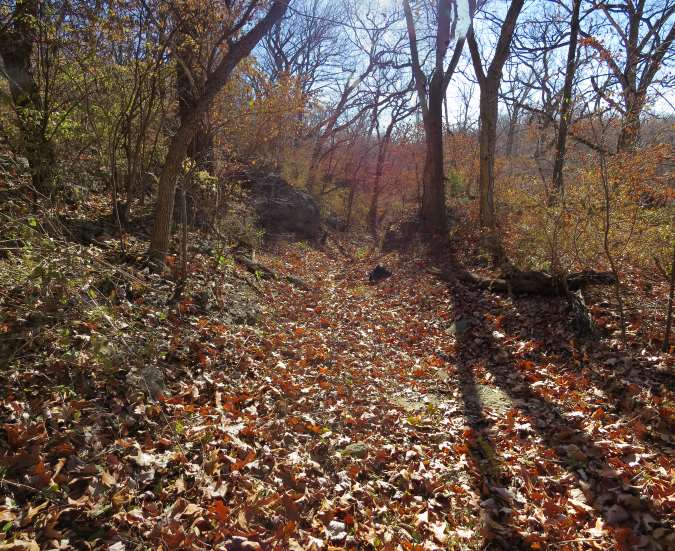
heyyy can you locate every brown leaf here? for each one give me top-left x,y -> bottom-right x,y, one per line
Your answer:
224,537 -> 261,551
0,509 -> 16,522
0,541 -> 40,551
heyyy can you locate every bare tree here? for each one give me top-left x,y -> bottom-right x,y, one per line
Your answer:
148,0 -> 289,268
259,0 -> 345,96
468,0 -> 525,245
551,0 -> 582,197
403,0 -> 472,235
500,64 -> 534,157
303,7 -> 393,193
366,87 -> 415,237
586,0 -> 675,151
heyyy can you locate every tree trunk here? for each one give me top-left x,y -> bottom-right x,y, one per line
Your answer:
149,122 -> 195,267
368,116 -> 398,237
177,52 -> 212,168
367,181 -> 380,238
505,116 -> 517,157
148,1 -> 288,268
477,89 -> 498,230
420,73 -> 447,236
551,0 -> 581,197
0,0 -> 55,194
467,0 -> 525,255
617,95 -> 643,152
306,138 -> 323,193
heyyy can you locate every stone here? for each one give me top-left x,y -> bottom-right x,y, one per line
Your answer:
447,318 -> 470,336
341,442 -> 369,459
246,174 -> 321,239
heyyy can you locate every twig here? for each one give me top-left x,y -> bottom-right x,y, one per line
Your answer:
599,151 -> 627,348
663,243 -> 675,352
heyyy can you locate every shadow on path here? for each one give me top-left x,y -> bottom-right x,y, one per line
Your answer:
443,260 -> 671,550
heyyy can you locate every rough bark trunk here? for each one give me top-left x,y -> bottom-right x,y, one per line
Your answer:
616,96 -> 643,153
477,89 -> 498,231
551,0 -> 581,197
403,0 -> 467,238
505,117 -> 517,158
467,0 -> 524,258
148,1 -> 289,268
420,73 -> 447,236
0,0 -> 55,194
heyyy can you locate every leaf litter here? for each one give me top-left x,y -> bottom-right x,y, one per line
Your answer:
0,237 -> 673,550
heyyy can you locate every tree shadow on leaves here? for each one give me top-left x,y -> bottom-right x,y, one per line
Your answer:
445,272 -> 671,551
452,347 -> 533,549
505,293 -> 673,451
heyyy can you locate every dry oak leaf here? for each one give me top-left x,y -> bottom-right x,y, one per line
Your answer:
0,541 -> 40,551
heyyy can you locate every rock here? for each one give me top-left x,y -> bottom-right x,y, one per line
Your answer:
247,174 -> 321,239
447,318 -> 470,336
368,265 -> 392,283
223,291 -> 260,325
341,442 -> 369,458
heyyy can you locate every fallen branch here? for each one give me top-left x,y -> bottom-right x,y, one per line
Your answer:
428,266 -> 616,339
235,254 -> 276,280
234,255 -> 310,290
429,266 -> 615,296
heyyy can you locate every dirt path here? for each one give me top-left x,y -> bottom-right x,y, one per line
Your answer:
6,240 -> 669,550
235,242 -> 673,550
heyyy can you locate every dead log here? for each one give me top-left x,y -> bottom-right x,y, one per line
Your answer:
428,266 -> 614,340
429,267 -> 615,297
566,270 -> 617,290
235,255 -> 276,280
234,255 -> 309,290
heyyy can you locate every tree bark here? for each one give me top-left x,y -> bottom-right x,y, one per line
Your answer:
0,0 -> 55,194
467,0 -> 525,250
148,0 -> 289,268
616,93 -> 644,152
476,89 -> 498,230
551,0 -> 581,198
403,0 -> 468,237
420,73 -> 447,235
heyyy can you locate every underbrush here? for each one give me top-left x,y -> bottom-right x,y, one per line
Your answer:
0,159 -> 263,409
492,146 -> 673,352
0,161 -> 274,547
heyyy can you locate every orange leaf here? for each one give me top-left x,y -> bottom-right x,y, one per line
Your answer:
209,500 -> 230,523
232,450 -> 256,471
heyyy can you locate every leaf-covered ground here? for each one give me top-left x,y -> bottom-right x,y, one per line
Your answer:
1,236 -> 673,550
